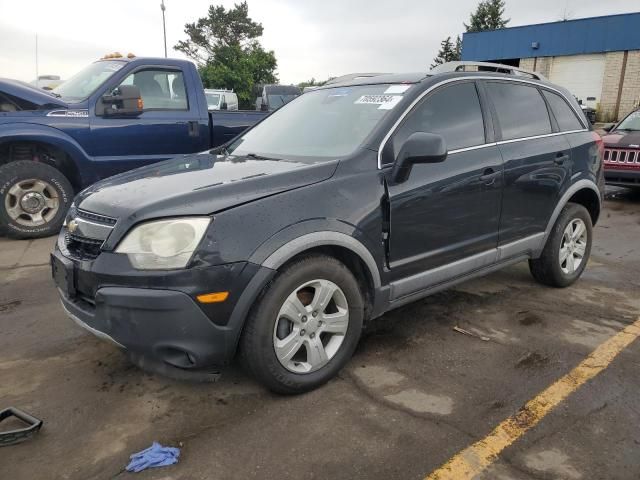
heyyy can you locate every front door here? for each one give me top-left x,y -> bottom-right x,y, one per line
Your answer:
88,68 -> 206,177
385,81 -> 503,288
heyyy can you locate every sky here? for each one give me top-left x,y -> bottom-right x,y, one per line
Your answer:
0,0 -> 637,85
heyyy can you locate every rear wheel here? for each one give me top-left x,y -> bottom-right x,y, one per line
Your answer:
240,255 -> 364,394
0,161 -> 73,239
529,203 -> 592,288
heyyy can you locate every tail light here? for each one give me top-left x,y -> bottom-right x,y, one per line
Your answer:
592,131 -> 604,159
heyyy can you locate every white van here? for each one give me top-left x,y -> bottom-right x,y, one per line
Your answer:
205,89 -> 239,111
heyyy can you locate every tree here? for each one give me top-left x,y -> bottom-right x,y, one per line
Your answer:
430,37 -> 459,69
430,0 -> 508,70
454,35 -> 462,60
175,2 -> 278,108
464,0 -> 510,32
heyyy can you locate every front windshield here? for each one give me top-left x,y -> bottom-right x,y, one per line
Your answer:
206,93 -> 221,108
227,84 -> 411,161
616,110 -> 640,131
53,61 -> 125,102
267,94 -> 298,109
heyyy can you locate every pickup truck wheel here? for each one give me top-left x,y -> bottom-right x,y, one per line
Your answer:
240,254 -> 364,394
529,203 -> 593,288
0,161 -> 73,239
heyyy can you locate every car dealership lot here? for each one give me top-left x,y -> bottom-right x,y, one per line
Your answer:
1,188 -> 639,480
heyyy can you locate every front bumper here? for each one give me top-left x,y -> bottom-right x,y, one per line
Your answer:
51,239 -> 275,369
604,168 -> 640,188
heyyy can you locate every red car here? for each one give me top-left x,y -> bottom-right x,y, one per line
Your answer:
602,109 -> 640,189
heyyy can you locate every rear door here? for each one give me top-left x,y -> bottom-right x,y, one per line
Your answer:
88,67 -> 208,174
385,80 -> 504,283
485,81 -> 573,244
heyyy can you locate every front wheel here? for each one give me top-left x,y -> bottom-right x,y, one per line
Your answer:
0,161 -> 73,239
240,254 -> 364,394
529,203 -> 593,288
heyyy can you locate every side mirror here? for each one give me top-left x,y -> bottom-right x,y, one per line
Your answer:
220,102 -> 228,110
391,132 -> 447,184
101,85 -> 143,117
602,123 -> 615,133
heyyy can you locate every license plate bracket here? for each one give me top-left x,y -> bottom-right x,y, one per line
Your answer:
51,254 -> 76,298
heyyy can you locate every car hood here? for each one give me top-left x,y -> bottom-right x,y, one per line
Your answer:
0,78 -> 67,109
76,152 -> 338,226
601,130 -> 640,148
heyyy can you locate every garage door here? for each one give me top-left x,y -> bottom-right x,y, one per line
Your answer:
549,54 -> 605,109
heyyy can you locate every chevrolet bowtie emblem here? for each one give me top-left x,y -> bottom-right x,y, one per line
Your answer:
67,219 -> 79,234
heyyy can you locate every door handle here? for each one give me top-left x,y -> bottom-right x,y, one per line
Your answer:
479,168 -> 500,185
187,121 -> 200,137
554,153 -> 569,165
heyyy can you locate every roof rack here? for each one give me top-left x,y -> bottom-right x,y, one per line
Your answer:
324,73 -> 388,85
429,61 -> 546,81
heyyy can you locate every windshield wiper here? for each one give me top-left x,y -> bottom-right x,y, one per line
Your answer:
246,153 -> 281,161
48,91 -> 62,98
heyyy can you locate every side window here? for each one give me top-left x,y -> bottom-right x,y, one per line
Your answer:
116,69 -> 188,110
542,90 -> 584,131
391,82 -> 485,159
486,82 -> 551,140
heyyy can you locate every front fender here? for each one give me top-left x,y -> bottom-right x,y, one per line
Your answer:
248,219 -> 382,289
0,122 -> 92,185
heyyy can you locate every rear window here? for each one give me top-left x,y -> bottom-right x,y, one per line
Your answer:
542,90 -> 583,131
487,82 -> 551,141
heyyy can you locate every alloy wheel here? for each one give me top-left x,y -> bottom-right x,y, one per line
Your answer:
273,279 -> 349,374
559,218 -> 588,275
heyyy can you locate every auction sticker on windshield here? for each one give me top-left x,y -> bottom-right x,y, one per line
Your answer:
355,94 -> 403,110
385,85 -> 411,94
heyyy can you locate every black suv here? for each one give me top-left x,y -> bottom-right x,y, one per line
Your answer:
52,65 -> 604,394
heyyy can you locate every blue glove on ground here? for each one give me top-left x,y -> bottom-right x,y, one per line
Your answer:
125,441 -> 180,473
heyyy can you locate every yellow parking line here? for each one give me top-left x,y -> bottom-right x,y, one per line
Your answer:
426,316 -> 640,480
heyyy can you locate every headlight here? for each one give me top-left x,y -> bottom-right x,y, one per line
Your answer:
115,217 -> 211,269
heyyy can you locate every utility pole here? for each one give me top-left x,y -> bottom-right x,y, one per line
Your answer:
161,0 -> 167,58
35,34 -> 39,86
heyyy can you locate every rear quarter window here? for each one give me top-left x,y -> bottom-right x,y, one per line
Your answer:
541,90 -> 584,131
486,82 -> 551,141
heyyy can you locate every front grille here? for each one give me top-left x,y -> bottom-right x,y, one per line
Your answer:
64,232 -> 103,260
62,208 -> 117,261
76,208 -> 117,226
604,148 -> 640,168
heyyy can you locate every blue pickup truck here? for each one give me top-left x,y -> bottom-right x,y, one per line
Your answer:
0,56 -> 268,238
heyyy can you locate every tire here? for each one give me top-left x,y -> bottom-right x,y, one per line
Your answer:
240,254 -> 364,394
529,202 -> 593,288
0,161 -> 73,239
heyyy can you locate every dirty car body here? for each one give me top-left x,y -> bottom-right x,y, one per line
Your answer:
52,67 -> 604,393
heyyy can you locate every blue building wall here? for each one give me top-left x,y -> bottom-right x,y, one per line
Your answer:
462,12 -> 640,61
